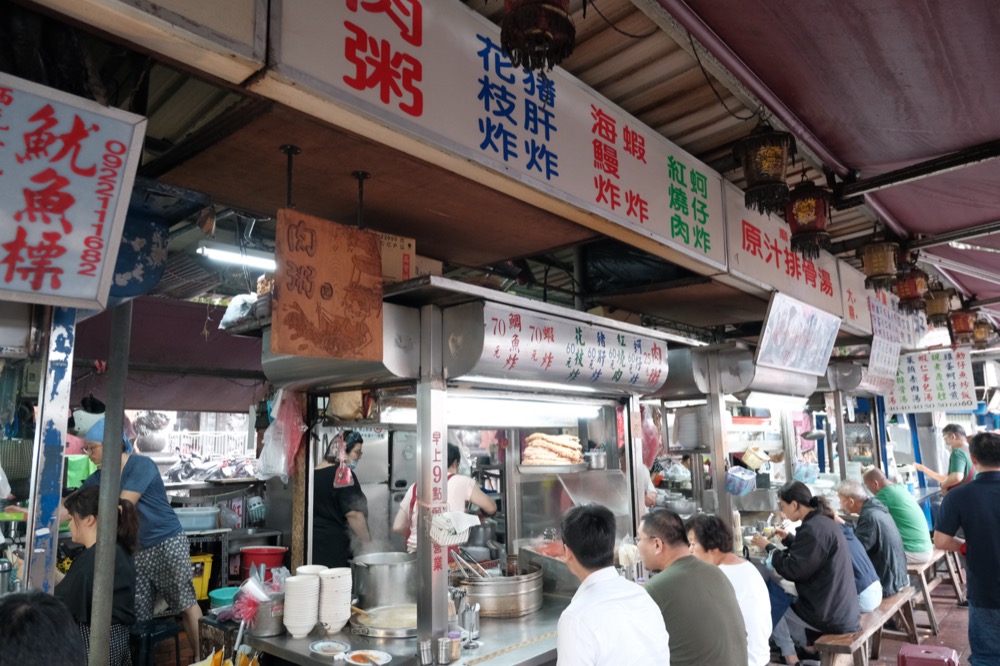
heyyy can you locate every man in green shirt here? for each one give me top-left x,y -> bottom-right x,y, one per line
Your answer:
864,468 -> 933,564
915,424 -> 975,496
638,509 -> 748,666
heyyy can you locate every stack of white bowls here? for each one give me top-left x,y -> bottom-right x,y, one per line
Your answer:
282,575 -> 320,638
296,564 -> 329,576
318,567 -> 354,635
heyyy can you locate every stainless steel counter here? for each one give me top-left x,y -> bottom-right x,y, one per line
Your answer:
246,595 -> 569,666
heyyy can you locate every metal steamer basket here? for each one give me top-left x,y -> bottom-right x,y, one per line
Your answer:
457,562 -> 544,618
349,603 -> 418,638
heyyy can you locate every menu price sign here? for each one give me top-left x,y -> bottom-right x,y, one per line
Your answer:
868,290 -> 928,349
755,291 -> 842,377
888,348 -> 976,412
475,302 -> 669,394
0,73 -> 146,308
856,336 -> 902,395
271,209 -> 383,361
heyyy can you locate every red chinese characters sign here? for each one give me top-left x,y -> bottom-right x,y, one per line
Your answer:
0,73 -> 145,308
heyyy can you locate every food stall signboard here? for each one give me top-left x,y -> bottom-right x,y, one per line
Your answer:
838,263 -> 873,336
755,291 -> 842,377
267,0 -> 727,273
474,302 -> 669,393
869,290 -> 928,349
724,183 -> 844,317
888,348 -> 975,412
0,73 -> 145,308
271,209 -> 383,361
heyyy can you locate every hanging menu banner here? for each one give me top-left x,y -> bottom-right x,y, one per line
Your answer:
888,348 -> 976,412
868,290 -> 928,349
469,302 -> 670,394
265,0 -> 727,272
724,183 -> 843,316
0,73 -> 146,308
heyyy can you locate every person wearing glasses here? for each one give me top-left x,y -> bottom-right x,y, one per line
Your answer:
915,424 -> 975,496
639,509 -> 748,666
555,504 -> 669,666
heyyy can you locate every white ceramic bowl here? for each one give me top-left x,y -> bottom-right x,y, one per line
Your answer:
296,564 -> 330,576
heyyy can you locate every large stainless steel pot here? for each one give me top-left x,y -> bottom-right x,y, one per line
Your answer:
350,552 -> 417,609
458,563 -> 543,618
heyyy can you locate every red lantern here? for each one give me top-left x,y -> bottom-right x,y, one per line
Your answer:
894,267 -> 928,313
785,181 -> 831,260
501,0 -> 576,72
948,309 -> 977,346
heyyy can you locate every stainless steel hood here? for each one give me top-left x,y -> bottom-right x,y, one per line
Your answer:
649,346 -> 817,400
261,302 -> 420,390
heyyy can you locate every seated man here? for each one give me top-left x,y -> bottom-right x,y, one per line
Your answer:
556,504 -> 670,666
0,590 -> 87,666
639,509 -> 749,666
838,479 -> 909,598
864,468 -> 934,564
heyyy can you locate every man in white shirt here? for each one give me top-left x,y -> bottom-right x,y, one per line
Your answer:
556,504 -> 670,666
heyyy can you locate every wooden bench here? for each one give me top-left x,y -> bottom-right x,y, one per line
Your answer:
907,548 -> 965,635
814,587 -> 919,666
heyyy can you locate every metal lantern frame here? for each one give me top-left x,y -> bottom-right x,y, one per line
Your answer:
501,0 -> 576,72
857,240 -> 899,292
785,181 -> 832,260
733,123 -> 796,216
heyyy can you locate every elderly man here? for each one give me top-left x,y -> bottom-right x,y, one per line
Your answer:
915,423 -> 975,496
864,467 -> 934,564
934,432 -> 1000,666
556,504 -> 670,666
837,479 -> 908,598
639,509 -> 748,666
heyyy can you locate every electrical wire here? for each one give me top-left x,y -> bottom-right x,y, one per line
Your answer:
589,1 -> 659,39
687,32 -> 759,122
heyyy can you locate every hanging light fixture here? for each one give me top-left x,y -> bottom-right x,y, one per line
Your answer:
924,285 -> 955,327
973,319 -> 995,349
501,0 -> 577,73
857,240 -> 899,291
948,309 -> 977,347
893,251 -> 929,313
733,122 -> 796,216
784,181 -> 832,260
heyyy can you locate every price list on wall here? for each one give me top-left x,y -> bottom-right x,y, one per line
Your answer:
888,348 -> 976,412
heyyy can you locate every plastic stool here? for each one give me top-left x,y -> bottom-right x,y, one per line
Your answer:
130,618 -> 181,666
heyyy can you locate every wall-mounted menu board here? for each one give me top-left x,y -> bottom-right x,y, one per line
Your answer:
755,291 -> 842,377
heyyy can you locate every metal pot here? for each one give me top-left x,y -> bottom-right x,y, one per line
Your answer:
466,522 -> 496,548
585,451 -> 607,470
350,552 -> 417,609
458,563 -> 543,618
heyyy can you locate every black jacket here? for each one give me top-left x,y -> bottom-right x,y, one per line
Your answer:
770,510 -> 861,634
855,497 -> 909,597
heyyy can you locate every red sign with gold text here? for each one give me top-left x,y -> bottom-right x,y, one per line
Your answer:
0,73 -> 145,308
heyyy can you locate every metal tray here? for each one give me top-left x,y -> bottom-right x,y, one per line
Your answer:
517,463 -> 587,474
349,604 -> 417,638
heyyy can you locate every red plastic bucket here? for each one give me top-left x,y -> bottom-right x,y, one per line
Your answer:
241,546 -> 287,581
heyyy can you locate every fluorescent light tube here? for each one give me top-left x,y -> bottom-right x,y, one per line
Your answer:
197,241 -> 276,271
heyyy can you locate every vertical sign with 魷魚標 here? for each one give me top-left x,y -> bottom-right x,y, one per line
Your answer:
888,348 -> 976,412
270,209 -> 383,361
266,1 -> 727,274
473,302 -> 669,393
0,73 -> 145,309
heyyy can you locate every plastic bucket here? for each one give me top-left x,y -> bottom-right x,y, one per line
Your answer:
241,546 -> 287,581
742,447 -> 770,471
725,467 -> 757,496
208,586 -> 241,608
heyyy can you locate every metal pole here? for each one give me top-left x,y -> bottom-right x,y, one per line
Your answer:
416,305 -> 447,641
833,391 -> 849,480
573,245 -> 585,312
89,300 -> 132,666
705,351 -> 732,525
24,306 -> 76,592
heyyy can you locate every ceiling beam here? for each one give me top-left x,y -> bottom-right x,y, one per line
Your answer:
918,253 -> 1000,288
908,218 -> 1000,251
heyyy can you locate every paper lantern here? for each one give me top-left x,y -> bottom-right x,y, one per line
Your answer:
973,320 -> 995,349
924,287 -> 954,327
858,241 -> 899,292
949,309 -> 977,347
501,0 -> 576,72
733,123 -> 796,216
785,181 -> 831,260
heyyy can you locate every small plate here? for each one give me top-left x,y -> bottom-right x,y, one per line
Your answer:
344,650 -> 392,664
309,640 -> 350,657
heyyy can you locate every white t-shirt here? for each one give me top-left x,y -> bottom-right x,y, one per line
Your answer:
400,474 -> 477,552
557,567 -> 670,666
720,560 -> 772,666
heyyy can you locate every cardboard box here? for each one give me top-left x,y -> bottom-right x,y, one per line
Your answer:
415,254 -> 443,278
374,231 -> 416,284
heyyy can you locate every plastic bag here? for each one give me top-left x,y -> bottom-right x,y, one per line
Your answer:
256,389 -> 307,484
0,460 -> 10,499
219,293 -> 257,329
333,435 -> 354,488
